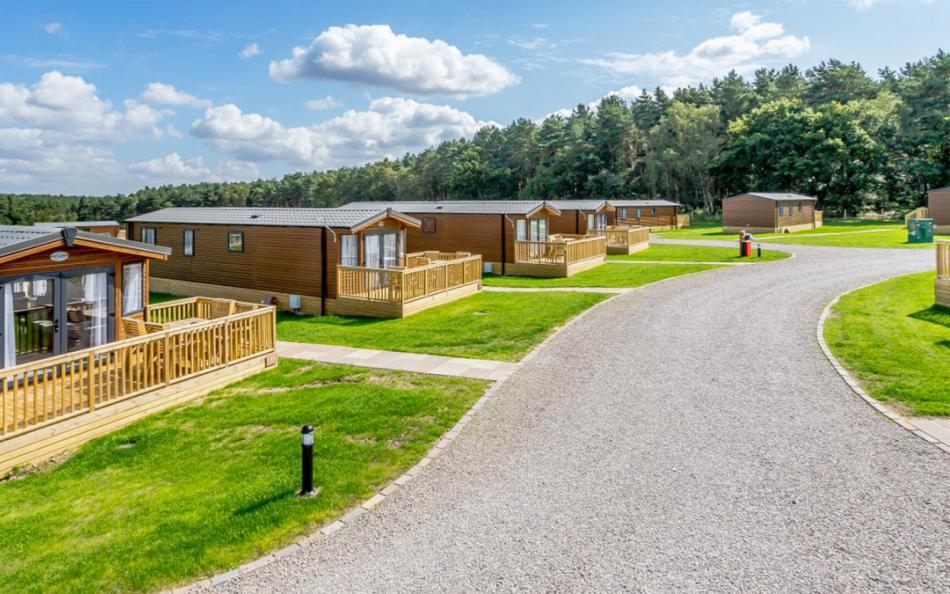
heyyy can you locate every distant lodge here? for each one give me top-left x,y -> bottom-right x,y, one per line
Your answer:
33,221 -> 121,237
930,187 -> 950,234
722,193 -> 823,234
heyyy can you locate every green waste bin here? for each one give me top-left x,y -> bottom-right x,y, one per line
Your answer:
908,218 -> 935,244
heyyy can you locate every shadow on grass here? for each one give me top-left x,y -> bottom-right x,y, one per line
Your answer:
937,340 -> 950,350
908,305 -> 950,329
233,488 -> 301,518
277,312 -> 383,329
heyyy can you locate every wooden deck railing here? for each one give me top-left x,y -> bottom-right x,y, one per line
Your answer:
905,207 -> 929,225
1,302 -> 276,437
592,226 -> 650,248
676,213 -> 691,229
938,241 -> 949,279
338,254 -> 482,304
515,235 -> 607,265
816,210 -> 824,226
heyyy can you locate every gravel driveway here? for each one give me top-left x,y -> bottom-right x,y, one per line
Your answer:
218,242 -> 949,593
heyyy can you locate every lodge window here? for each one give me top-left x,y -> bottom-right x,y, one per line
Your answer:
421,217 -> 437,233
122,262 -> 144,315
620,208 -> 628,219
651,207 -> 656,216
228,232 -> 244,253
341,234 -> 359,267
779,203 -> 786,216
183,229 -> 194,257
636,208 -> 642,219
140,227 -> 156,244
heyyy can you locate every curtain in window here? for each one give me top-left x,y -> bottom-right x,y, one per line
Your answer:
184,230 -> 194,256
341,235 -> 359,267
383,233 -> 398,269
2,284 -> 13,369
84,272 -> 108,347
538,218 -> 548,240
364,234 -> 381,269
123,263 -> 143,314
516,220 -> 527,241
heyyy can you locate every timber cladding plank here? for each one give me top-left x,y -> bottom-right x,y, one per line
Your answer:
928,188 -> 950,226
937,278 -> 950,308
0,354 -> 273,475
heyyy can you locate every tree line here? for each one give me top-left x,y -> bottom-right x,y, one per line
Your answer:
2,50 -> 947,224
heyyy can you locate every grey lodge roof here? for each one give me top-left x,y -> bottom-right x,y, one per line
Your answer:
0,225 -> 170,259
337,200 -> 560,215
609,199 -> 681,207
731,192 -> 818,202
126,207 -> 421,230
34,221 -> 119,228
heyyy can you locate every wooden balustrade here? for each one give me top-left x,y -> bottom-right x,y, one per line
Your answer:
0,304 -> 276,437
515,235 -> 607,265
938,241 -> 949,279
338,254 -> 482,304
816,210 -> 824,226
146,297 -> 242,324
905,207 -> 929,225
593,226 -> 650,248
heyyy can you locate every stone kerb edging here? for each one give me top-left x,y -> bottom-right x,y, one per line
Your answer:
816,288 -> 950,456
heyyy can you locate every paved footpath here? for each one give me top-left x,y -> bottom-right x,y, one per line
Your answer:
277,341 -> 517,382
221,242 -> 949,593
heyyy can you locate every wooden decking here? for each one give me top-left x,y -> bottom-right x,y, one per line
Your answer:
335,252 -> 483,318
592,226 -> 650,255
938,241 -> 949,308
509,235 -> 607,277
0,297 -> 277,474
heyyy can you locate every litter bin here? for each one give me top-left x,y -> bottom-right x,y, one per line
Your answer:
908,218 -> 935,244
739,240 -> 752,257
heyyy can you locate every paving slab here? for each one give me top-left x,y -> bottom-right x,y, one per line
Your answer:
276,341 -> 518,381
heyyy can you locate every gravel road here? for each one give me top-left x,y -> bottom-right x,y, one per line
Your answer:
218,242 -> 949,593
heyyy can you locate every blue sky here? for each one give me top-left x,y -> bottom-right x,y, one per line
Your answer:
1,0 -> 947,195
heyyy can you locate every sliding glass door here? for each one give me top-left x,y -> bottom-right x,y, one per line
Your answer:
0,268 -> 114,369
363,232 -> 401,269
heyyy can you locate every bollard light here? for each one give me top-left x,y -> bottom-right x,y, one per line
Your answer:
298,425 -> 317,497
757,243 -> 762,258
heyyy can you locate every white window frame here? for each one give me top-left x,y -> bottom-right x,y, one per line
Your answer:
183,229 -> 194,257
122,262 -> 144,316
140,227 -> 156,244
341,235 -> 359,267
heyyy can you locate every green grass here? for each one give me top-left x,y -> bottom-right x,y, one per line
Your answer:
824,271 -> 950,416
608,243 -> 791,263
0,359 -> 486,593
656,218 -> 949,248
482,262 -> 723,289
148,291 -> 182,304
277,292 -> 607,362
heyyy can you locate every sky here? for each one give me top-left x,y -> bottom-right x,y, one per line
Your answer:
1,0 -> 947,196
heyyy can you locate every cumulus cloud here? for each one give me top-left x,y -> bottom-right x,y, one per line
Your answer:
0,71 -> 167,141
583,11 -> 810,87
0,71 -> 173,193
129,152 -> 260,184
192,97 -> 496,168
239,42 -> 261,59
269,24 -> 519,97
545,85 -> 645,119
305,96 -> 343,110
140,82 -> 212,108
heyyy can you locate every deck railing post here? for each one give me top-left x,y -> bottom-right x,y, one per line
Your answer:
87,352 -> 95,412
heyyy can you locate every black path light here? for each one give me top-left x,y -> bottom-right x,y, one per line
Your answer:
298,425 -> 318,497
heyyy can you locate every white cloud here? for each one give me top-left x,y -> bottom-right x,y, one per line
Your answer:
42,23 -> 63,34
128,152 -> 261,184
3,55 -> 105,72
0,72 -> 173,193
269,24 -> 519,97
583,11 -> 810,87
192,97 -> 496,168
239,42 -> 261,59
306,96 -> 343,111
544,85 -> 645,120
140,82 -> 212,108
0,71 -> 167,141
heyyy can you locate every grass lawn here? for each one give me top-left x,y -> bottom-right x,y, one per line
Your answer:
608,243 -> 790,263
277,291 -> 607,362
656,218 -> 949,248
148,291 -> 183,304
0,359 -> 486,594
482,262 -> 723,289
824,271 -> 950,416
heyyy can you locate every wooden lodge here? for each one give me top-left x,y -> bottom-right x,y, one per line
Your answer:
929,187 -> 950,235
722,192 -> 823,233
34,220 -> 122,237
938,240 -> 949,308
612,200 -> 688,230
0,225 -> 278,475
338,201 -> 608,277
126,207 -> 483,318
546,200 -> 651,255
